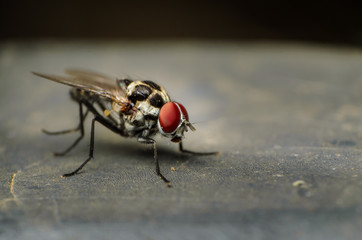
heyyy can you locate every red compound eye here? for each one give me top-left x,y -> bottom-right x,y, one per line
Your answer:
159,102 -> 181,133
175,102 -> 189,121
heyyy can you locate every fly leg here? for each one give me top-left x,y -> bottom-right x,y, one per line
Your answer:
42,103 -> 89,135
138,136 -> 171,187
62,116 -> 97,177
43,102 -> 89,156
179,141 -> 219,155
62,113 -> 122,178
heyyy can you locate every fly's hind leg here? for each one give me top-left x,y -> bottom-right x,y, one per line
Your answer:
62,114 -> 121,178
44,102 -> 89,156
138,135 -> 171,187
42,102 -> 89,135
62,116 -> 97,177
179,141 -> 219,156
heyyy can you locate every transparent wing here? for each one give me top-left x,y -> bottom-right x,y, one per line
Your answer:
32,69 -> 129,106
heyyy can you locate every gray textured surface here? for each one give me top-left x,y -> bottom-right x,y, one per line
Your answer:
0,41 -> 362,239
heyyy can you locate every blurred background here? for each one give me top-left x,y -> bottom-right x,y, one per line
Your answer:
1,0 -> 362,46
1,1 -> 362,239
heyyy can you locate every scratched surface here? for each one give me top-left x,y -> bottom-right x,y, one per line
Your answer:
0,41 -> 361,239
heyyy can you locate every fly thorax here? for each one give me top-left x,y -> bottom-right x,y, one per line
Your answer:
125,110 -> 145,128
137,101 -> 160,119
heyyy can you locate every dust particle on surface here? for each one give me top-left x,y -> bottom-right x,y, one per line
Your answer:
292,180 -> 307,188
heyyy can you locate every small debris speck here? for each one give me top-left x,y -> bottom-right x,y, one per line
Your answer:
171,167 -> 176,171
292,180 -> 311,197
293,180 -> 306,187
273,174 -> 284,178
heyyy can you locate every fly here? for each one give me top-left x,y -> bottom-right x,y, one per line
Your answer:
32,69 -> 218,187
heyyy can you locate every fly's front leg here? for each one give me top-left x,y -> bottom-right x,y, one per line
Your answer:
179,141 -> 219,155
62,116 -> 98,177
44,102 -> 89,156
138,136 -> 171,187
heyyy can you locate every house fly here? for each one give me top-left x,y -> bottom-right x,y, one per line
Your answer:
32,69 -> 217,186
